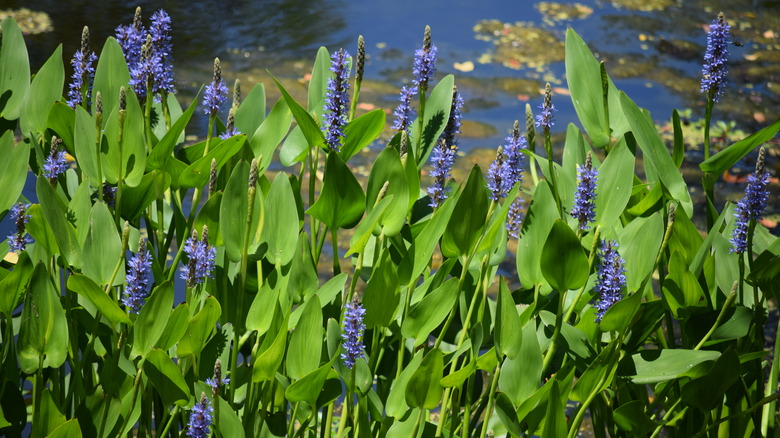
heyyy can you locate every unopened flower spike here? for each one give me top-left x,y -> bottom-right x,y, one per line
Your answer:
208,158 -> 217,197
43,136 -> 69,183
730,147 -> 769,254
700,12 -> 731,101
427,138 -> 457,208
323,48 -> 351,152
356,35 -> 365,86
232,78 -> 241,109
186,392 -> 213,438
219,106 -> 241,139
123,237 -> 153,314
525,103 -> 536,153
203,58 -> 228,116
341,298 -> 366,369
206,359 -> 230,396
594,240 -> 626,322
66,26 -> 98,109
7,202 -> 33,252
414,25 -> 437,91
129,34 -> 155,103
571,152 -> 599,230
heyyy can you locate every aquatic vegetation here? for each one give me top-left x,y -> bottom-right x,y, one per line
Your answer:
0,9 -> 778,438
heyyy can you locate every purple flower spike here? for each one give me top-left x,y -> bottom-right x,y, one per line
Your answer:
149,9 -> 175,99
594,240 -> 626,323
186,393 -> 213,438
7,203 -> 33,252
123,238 -> 153,314
535,83 -> 556,130
203,58 -> 228,116
413,26 -> 437,90
506,197 -> 524,239
730,148 -> 769,254
503,121 -> 528,189
700,12 -> 731,101
570,152 -> 598,230
487,147 -> 512,201
180,227 -> 216,288
392,85 -> 418,133
427,139 -> 457,208
43,137 -> 69,182
115,7 -> 145,70
323,49 -> 351,152
341,298 -> 366,369
67,27 -> 98,109
440,87 -> 464,148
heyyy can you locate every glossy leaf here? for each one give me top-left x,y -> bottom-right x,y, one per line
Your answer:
495,278 -> 522,359
250,97 -> 291,172
386,350 -> 423,418
21,45 -> 63,136
92,37 -> 130,117
365,146 -> 409,237
619,212 -> 664,292
143,348 -> 189,406
593,137 -> 634,230
618,349 -> 720,384
287,295 -> 322,379
541,220 -> 589,291
36,176 -> 81,268
286,357 -> 336,407
363,251 -> 401,328
262,172 -> 299,265
0,18 -> 30,120
0,130 -> 29,214
67,274 -> 131,326
81,202 -> 121,286
147,93 -> 199,170
700,117 -> 780,174
411,74 -> 454,168
220,160 -> 264,262
401,278 -> 458,347
177,296 -> 221,357
340,109 -> 386,160
441,165 -> 488,259
271,74 -> 324,149
517,180 -> 558,287
405,349 -> 443,409
131,281 -> 174,358
307,151 -> 365,229
178,135 -> 246,189
235,83 -> 266,140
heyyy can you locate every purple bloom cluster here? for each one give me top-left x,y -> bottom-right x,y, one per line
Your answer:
392,85 -> 418,133
730,148 -> 769,254
43,139 -> 69,182
149,10 -> 175,98
116,8 -> 175,104
503,122 -> 527,189
427,139 -> 457,208
323,49 -> 351,152
180,227 -> 216,288
700,13 -> 730,101
203,58 -> 228,116
205,359 -> 230,396
570,153 -> 598,230
535,83 -> 556,130
594,240 -> 626,322
66,28 -> 98,109
506,197 -> 524,239
413,26 -> 437,90
123,239 -> 153,314
440,87 -> 464,148
487,148 -> 511,201
186,393 -> 213,438
7,203 -> 33,252
341,299 -> 366,369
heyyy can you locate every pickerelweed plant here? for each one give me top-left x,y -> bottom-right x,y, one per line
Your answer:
0,9 -> 779,438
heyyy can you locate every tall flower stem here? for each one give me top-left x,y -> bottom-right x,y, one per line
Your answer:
115,88 -> 127,226
702,95 -> 716,229
94,92 -> 104,201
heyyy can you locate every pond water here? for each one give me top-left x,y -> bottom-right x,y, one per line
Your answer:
12,0 -> 780,155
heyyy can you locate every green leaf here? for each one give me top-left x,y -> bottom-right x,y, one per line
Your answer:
26,204 -> 60,256
121,170 -> 171,221
618,349 -> 720,384
68,274 -> 131,326
177,297 -> 221,357
253,302 -> 289,382
279,125 -> 308,166
92,37 -> 130,118
401,278 -> 459,347
271,74 -> 324,148
0,131 -> 29,213
365,146 -> 409,237
287,295 -> 323,379
0,17 -> 30,120
614,400 -> 659,435
81,202 -> 121,285
441,165 -> 488,258
700,117 -> 780,174
0,251 -> 33,316
363,251 -> 401,328
411,75 -> 454,168
36,175 -> 81,268
155,303 -> 189,351
405,349 -> 443,409
262,172 -> 299,265
220,160 -> 264,262
517,181 -> 558,287
386,351 -> 424,418
495,278 -> 522,359
620,95 -> 693,217
235,83 -> 266,140
565,28 -> 629,149
37,388 -> 66,437
681,348 -> 740,411
340,109 -> 386,160
307,151 -> 365,229
570,339 -> 619,401
662,251 -> 707,319
308,47 -> 332,115
346,196 -> 393,257
48,419 -> 83,438
494,392 -> 524,436
541,220 -> 589,291
147,93 -> 199,170
285,357 -> 336,407
619,212 -> 664,292
499,323 -> 543,405
101,90 -> 146,187
250,97 -> 292,173
599,289 -> 643,332
439,359 -> 476,388
178,135 -> 246,189
21,45 -> 63,136
73,106 -> 101,182
671,110 -> 684,168
544,379 -> 568,438
131,281 -> 174,358
17,263 -> 69,373
593,137 -> 634,230
216,396 -> 245,438
47,101 -> 75,151
143,348 -> 190,406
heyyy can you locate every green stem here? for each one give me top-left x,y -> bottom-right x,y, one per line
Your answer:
115,109 -> 126,225
118,369 -> 144,435
32,355 -> 44,436
543,129 -> 564,219
410,407 -> 425,438
541,288 -> 565,376
157,405 -> 179,438
478,364 -> 501,438
415,88 -> 428,164
95,111 -> 104,201
649,398 -> 683,438
703,94 -> 715,229
694,282 -> 737,350
331,228 -> 341,276
323,402 -> 335,438
288,401 -> 300,437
